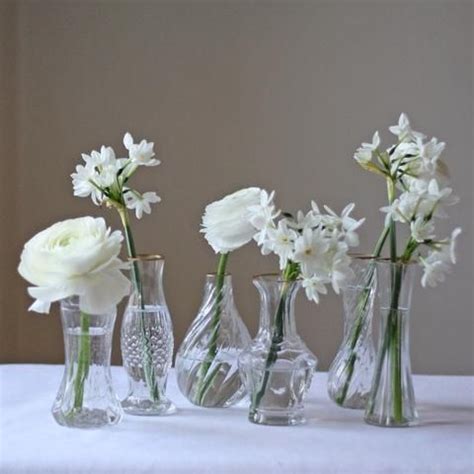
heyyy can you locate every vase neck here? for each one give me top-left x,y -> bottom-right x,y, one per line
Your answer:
199,274 -> 235,315
376,261 -> 416,311
253,275 -> 300,338
129,258 -> 166,307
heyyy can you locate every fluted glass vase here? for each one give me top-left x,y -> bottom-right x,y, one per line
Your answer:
327,256 -> 376,409
365,260 -> 418,427
121,255 -> 176,416
176,274 -> 251,407
52,297 -> 123,429
238,275 -> 317,426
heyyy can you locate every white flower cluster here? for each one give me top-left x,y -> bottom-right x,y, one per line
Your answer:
354,113 -> 462,287
18,217 -> 130,314
248,191 -> 365,303
72,133 -> 161,219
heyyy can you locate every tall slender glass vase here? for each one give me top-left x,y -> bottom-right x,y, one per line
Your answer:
238,275 -> 317,426
175,274 -> 251,407
120,255 -> 176,415
52,297 -> 123,429
327,256 -> 376,409
365,260 -> 418,427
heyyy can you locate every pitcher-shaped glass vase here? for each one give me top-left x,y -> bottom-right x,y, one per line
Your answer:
52,296 -> 123,429
365,260 -> 418,427
327,256 -> 376,409
175,274 -> 251,407
238,275 -> 317,426
120,255 -> 176,415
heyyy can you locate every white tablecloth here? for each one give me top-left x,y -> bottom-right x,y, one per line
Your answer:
0,365 -> 473,474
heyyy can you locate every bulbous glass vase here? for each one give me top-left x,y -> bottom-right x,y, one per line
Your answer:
327,256 -> 376,409
175,274 -> 251,407
238,275 -> 317,426
52,297 -> 123,429
365,260 -> 418,427
120,255 -> 176,416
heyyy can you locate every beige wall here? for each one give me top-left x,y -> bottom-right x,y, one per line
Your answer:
1,0 -> 472,374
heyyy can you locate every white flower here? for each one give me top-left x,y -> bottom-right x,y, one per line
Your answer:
321,203 -> 365,247
389,113 -> 426,142
123,132 -> 160,167
265,220 -> 298,269
18,217 -> 130,314
302,275 -> 329,303
201,187 -> 262,254
354,131 -> 380,165
293,228 -> 329,276
420,254 -> 451,288
124,190 -> 161,219
410,217 -> 435,243
420,228 -> 461,287
71,162 -> 103,204
329,247 -> 354,294
81,146 -> 116,168
248,189 -> 280,245
449,228 -> 462,264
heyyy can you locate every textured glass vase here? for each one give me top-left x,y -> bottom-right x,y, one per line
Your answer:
121,255 -> 176,416
52,297 -> 123,429
175,274 -> 251,407
327,256 -> 376,409
365,260 -> 418,427
238,275 -> 317,426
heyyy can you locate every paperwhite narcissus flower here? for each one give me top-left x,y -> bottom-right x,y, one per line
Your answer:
124,190 -> 161,219
123,132 -> 160,167
302,275 -> 329,303
71,162 -> 103,204
389,113 -> 426,142
293,228 -> 329,276
321,203 -> 365,247
18,217 -> 130,314
248,189 -> 280,245
354,131 -> 380,164
266,220 -> 298,270
410,217 -> 435,243
201,187 -> 262,254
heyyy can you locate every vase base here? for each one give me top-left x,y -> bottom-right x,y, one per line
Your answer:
52,407 -> 123,429
121,396 -> 177,416
249,408 -> 306,426
333,395 -> 368,410
364,414 -> 419,428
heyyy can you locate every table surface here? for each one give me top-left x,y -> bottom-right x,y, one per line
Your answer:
0,365 -> 473,474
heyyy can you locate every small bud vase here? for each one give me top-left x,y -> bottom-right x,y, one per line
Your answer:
52,297 -> 123,429
120,255 -> 176,415
327,256 -> 376,409
238,274 -> 317,426
175,274 -> 251,407
365,260 -> 418,427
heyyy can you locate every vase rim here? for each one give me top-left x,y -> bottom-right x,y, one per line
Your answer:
206,272 -> 231,277
349,253 -> 376,260
128,253 -> 163,261
253,272 -> 302,282
374,257 -> 417,265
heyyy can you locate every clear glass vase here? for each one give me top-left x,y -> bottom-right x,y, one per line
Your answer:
238,275 -> 317,426
365,260 -> 418,427
175,274 -> 251,407
120,255 -> 176,416
52,296 -> 123,429
327,256 -> 376,409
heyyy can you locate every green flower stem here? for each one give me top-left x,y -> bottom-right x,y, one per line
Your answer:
73,311 -> 91,410
118,207 -> 159,403
334,225 -> 390,406
252,262 -> 299,411
196,252 -> 229,404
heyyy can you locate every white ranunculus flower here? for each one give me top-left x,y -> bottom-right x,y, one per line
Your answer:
18,217 -> 130,314
201,187 -> 262,254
